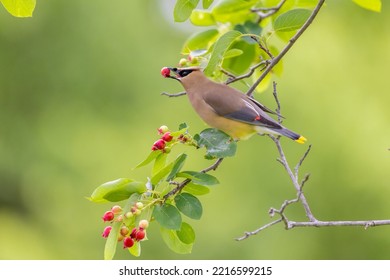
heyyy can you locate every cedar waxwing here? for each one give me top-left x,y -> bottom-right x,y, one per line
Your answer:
163,67 -> 306,144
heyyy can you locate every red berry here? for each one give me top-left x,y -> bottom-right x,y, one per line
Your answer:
152,139 -> 166,150
162,132 -> 173,142
102,226 -> 112,238
161,67 -> 171,78
130,228 -> 138,239
102,211 -> 115,222
123,237 -> 134,248
135,229 -> 146,241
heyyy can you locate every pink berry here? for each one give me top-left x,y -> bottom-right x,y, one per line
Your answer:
135,229 -> 146,241
152,139 -> 166,150
102,211 -> 114,222
111,205 -> 122,214
161,67 -> 171,78
102,226 -> 112,238
162,132 -> 173,142
123,237 -> 134,248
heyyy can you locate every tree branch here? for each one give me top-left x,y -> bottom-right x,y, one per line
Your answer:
246,0 -> 326,97
161,91 -> 187,97
163,158 -> 223,200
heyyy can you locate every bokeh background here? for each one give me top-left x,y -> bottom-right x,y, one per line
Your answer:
0,0 -> 389,259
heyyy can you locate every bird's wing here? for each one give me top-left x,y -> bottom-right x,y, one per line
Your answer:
248,96 -> 284,119
204,86 -> 283,129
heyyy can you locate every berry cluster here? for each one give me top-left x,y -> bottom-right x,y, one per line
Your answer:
122,219 -> 149,249
101,203 -> 149,249
151,125 -> 174,152
151,125 -> 191,152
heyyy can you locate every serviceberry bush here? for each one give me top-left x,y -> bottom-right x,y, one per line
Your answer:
89,124 -> 236,259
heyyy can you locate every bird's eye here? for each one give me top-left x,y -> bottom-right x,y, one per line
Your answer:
178,70 -> 193,77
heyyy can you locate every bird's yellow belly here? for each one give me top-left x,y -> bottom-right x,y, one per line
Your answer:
204,114 -> 257,141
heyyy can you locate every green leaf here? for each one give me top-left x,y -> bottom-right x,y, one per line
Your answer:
88,178 -> 146,203
166,153 -> 187,181
179,122 -> 188,130
274,9 -> 312,32
184,183 -> 210,196
152,153 -> 168,177
104,220 -> 121,260
153,204 -> 182,230
177,222 -> 196,244
175,193 -> 203,220
177,171 -> 219,186
235,21 -> 262,38
174,0 -> 200,22
135,150 -> 160,169
223,48 -> 243,59
222,40 -> 256,75
160,226 -> 193,254
182,29 -> 219,55
190,10 -> 216,26
170,123 -> 189,137
204,30 -> 242,76
212,0 -> 257,23
252,68 -> 272,93
128,240 -> 141,257
203,0 -> 214,9
151,160 -> 174,185
1,0 -> 36,17
353,0 -> 381,12
194,128 -> 237,159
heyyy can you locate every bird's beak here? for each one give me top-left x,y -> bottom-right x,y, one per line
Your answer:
168,67 -> 180,81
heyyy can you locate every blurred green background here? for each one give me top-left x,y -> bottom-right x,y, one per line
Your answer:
0,0 -> 389,259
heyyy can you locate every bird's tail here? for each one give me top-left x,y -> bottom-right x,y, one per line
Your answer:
273,127 -> 307,144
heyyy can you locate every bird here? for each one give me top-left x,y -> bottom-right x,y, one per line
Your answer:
161,66 -> 306,144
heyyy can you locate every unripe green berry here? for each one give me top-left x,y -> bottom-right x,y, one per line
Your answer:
179,58 -> 187,66
125,211 -> 133,219
136,202 -> 144,209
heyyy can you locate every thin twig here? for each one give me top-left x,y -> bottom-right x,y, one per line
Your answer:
224,61 -> 269,85
287,220 -> 390,230
272,81 -> 282,123
269,135 -> 317,222
247,0 -> 326,97
235,219 -> 283,241
161,91 -> 187,97
251,0 -> 288,23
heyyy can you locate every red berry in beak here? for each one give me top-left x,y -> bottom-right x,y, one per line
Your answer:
161,67 -> 171,78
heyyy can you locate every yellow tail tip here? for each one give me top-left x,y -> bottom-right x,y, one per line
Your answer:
295,136 -> 307,144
